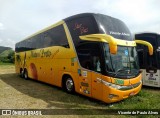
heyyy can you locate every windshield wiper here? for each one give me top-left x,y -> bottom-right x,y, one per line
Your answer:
106,71 -> 116,76
114,68 -> 130,77
130,69 -> 139,75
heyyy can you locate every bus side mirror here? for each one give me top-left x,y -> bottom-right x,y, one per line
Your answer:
79,34 -> 117,54
103,35 -> 117,54
108,43 -> 117,54
135,40 -> 153,55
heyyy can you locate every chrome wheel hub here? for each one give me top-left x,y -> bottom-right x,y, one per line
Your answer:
66,78 -> 73,92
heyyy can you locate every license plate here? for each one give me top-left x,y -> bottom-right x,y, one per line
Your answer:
129,92 -> 135,96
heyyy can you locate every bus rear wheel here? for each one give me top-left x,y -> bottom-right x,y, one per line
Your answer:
24,69 -> 28,80
64,77 -> 75,93
20,69 -> 24,78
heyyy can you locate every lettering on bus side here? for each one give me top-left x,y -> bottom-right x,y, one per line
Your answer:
73,23 -> 88,35
31,49 -> 52,58
41,49 -> 52,57
31,51 -> 41,58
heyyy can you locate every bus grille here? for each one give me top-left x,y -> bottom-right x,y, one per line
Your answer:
119,81 -> 141,91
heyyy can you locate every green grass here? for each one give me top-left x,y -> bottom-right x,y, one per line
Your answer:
111,89 -> 160,109
0,62 -> 14,65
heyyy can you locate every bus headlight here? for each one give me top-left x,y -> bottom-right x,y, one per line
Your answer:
101,80 -> 141,90
102,80 -> 121,89
110,84 -> 122,90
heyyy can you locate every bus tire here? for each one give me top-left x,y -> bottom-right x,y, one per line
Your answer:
64,77 -> 75,93
20,69 -> 24,78
24,69 -> 28,80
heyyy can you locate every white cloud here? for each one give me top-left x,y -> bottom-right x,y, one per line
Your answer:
0,38 -> 15,49
91,0 -> 160,33
0,38 -> 2,43
0,22 -> 4,30
0,0 -> 160,48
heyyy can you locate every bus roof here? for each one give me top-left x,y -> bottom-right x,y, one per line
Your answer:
64,13 -> 133,42
64,13 -> 94,22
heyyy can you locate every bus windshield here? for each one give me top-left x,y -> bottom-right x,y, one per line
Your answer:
136,34 -> 160,70
104,43 -> 139,78
146,52 -> 158,69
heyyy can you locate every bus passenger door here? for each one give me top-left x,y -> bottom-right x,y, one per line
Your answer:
91,72 -> 103,100
77,42 -> 102,98
78,70 -> 103,99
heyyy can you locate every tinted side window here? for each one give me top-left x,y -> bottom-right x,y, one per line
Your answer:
46,25 -> 69,47
15,25 -> 69,52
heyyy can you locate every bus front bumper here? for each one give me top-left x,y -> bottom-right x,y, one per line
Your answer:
102,82 -> 142,103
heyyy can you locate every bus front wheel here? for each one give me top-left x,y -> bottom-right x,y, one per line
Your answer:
64,77 -> 75,93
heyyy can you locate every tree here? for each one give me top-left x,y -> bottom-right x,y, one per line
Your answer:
0,49 -> 15,63
7,50 -> 15,63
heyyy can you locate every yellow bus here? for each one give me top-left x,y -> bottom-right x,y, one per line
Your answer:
15,13 -> 153,103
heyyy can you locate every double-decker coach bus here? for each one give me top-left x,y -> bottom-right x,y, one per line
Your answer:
135,33 -> 160,87
15,13 -> 153,103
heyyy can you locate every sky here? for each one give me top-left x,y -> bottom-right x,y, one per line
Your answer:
0,0 -> 160,49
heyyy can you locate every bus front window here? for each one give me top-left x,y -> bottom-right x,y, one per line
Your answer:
104,43 -> 139,78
